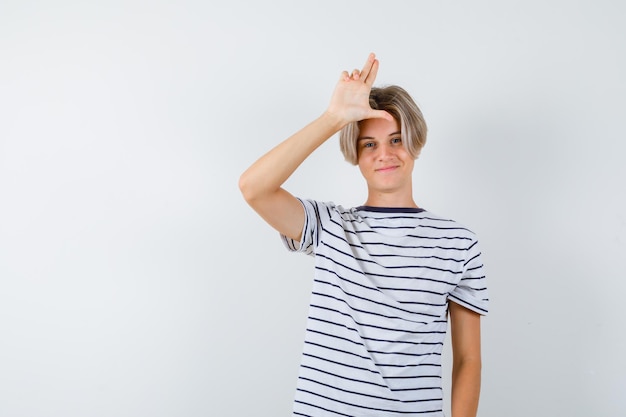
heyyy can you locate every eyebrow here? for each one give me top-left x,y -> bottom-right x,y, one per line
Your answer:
357,131 -> 402,141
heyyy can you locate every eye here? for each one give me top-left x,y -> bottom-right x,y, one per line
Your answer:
391,137 -> 402,145
363,142 -> 375,148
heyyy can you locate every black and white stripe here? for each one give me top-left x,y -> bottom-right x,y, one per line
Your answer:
282,199 -> 489,417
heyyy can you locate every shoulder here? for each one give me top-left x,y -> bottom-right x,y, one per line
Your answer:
299,199 -> 356,220
419,209 -> 479,240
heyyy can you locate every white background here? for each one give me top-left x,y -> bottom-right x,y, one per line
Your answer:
1,1 -> 625,416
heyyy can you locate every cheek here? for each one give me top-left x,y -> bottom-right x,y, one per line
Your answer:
357,159 -> 368,176
356,150 -> 365,165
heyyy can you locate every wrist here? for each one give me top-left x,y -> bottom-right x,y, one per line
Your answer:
320,110 -> 350,131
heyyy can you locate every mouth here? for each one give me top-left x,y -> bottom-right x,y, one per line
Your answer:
375,165 -> 399,173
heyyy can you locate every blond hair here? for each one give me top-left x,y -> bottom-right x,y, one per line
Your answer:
339,85 -> 427,165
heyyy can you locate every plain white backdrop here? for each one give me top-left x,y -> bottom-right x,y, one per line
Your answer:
1,1 -> 624,416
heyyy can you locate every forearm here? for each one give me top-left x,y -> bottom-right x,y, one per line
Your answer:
239,111 -> 345,202
451,358 -> 481,417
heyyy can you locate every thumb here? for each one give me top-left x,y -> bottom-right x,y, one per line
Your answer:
367,109 -> 394,122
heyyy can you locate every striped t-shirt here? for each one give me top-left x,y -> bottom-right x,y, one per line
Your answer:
281,199 -> 489,417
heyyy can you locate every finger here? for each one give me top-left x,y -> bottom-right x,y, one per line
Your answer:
340,70 -> 350,81
364,58 -> 380,87
368,109 -> 394,122
351,69 -> 360,80
359,52 -> 376,82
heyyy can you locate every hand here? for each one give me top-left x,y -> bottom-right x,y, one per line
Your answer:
326,53 -> 393,125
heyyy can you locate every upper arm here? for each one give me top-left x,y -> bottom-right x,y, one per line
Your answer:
448,303 -> 482,417
449,301 -> 482,363
243,187 -> 305,242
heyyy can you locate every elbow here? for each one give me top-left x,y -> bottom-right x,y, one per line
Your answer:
238,170 -> 267,205
453,350 -> 482,370
452,356 -> 482,379
239,167 -> 282,206
238,171 -> 256,203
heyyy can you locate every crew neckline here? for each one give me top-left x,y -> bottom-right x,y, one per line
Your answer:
355,206 -> 425,214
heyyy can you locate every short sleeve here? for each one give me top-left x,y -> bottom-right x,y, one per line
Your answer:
280,198 -> 320,256
448,237 -> 489,315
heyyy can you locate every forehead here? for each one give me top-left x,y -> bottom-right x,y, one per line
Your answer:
358,117 -> 400,138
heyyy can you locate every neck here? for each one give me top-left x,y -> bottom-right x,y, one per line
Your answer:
363,190 -> 418,208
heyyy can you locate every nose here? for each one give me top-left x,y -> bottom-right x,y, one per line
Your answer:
376,142 -> 394,160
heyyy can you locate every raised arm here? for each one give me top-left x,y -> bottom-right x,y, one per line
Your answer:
238,53 -> 391,241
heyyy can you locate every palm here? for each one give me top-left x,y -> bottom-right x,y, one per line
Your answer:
327,53 -> 392,124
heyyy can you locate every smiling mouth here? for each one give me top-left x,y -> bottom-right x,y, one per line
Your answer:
376,166 -> 398,173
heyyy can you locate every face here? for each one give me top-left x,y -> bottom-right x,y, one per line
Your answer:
357,117 -> 415,197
